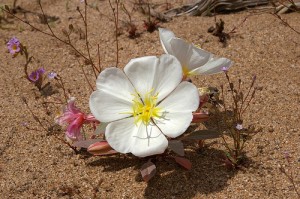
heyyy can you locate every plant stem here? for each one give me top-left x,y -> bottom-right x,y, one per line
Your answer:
108,0 -> 120,67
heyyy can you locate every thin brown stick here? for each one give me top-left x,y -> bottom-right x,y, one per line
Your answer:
38,0 -> 55,36
1,7 -> 96,71
21,97 -> 49,134
56,75 -> 68,103
108,0 -> 120,67
76,4 -> 99,77
271,12 -> 300,35
97,44 -> 102,73
75,58 -> 94,92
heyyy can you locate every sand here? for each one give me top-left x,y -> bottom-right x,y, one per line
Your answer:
0,0 -> 299,198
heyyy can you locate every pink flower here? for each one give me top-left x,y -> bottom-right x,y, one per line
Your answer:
56,98 -> 98,141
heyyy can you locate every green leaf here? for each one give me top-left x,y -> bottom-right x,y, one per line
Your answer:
183,130 -> 221,140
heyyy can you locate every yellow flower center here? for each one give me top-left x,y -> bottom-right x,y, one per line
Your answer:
12,44 -> 17,50
131,90 -> 161,125
182,66 -> 190,77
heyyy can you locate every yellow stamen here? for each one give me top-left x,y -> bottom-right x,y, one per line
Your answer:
182,66 -> 190,77
12,44 -> 17,50
183,65 -> 196,77
131,90 -> 161,125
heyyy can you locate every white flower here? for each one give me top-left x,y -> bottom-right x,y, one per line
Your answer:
159,28 -> 233,78
89,54 -> 199,157
236,124 -> 243,130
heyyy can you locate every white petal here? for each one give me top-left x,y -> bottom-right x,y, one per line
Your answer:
170,38 -> 191,67
105,118 -> 168,157
124,55 -> 182,102
159,28 -> 175,54
90,90 -> 132,122
89,68 -> 134,122
188,44 -> 212,71
156,81 -> 199,138
95,67 -> 134,99
105,117 -> 137,153
190,57 -> 232,75
131,123 -> 168,157
155,112 -> 193,138
158,81 -> 199,112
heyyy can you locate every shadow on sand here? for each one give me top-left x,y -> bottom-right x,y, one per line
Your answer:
87,145 -> 251,198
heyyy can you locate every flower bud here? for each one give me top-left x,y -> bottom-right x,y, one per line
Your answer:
87,141 -> 116,155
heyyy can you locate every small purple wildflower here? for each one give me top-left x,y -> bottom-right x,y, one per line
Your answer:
236,124 -> 243,130
221,66 -> 229,72
48,72 -> 57,79
29,68 -> 45,83
7,37 -> 21,55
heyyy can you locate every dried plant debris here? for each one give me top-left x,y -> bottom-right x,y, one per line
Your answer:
164,0 -> 272,17
135,0 -> 171,22
275,2 -> 300,14
208,19 -> 230,47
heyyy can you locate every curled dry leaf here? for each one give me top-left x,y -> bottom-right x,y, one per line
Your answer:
174,157 -> 192,170
140,161 -> 157,182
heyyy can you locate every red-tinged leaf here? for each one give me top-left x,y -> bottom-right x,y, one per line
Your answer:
168,140 -> 184,156
174,157 -> 192,170
199,95 -> 209,109
87,141 -> 117,156
73,139 -> 103,148
192,112 -> 209,123
140,161 -> 156,182
183,130 -> 221,140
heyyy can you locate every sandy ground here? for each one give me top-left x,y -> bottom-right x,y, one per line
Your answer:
0,0 -> 299,198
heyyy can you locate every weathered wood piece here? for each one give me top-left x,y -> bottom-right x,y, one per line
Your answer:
164,0 -> 272,17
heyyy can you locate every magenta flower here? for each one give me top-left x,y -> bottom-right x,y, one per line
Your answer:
56,98 -> 98,141
7,37 -> 21,55
29,68 -> 45,83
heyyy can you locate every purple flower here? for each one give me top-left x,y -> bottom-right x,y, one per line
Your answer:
7,37 -> 21,55
221,66 -> 229,72
48,72 -> 57,79
29,68 -> 45,83
56,98 -> 98,141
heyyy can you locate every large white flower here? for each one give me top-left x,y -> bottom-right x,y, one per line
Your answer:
89,54 -> 199,157
159,28 -> 232,78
